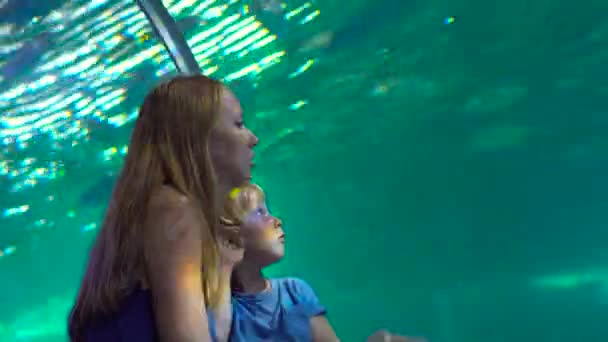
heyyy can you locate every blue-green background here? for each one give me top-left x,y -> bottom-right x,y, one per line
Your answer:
1,0 -> 607,341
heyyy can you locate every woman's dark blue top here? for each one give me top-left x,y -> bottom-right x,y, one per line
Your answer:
84,277 -> 326,341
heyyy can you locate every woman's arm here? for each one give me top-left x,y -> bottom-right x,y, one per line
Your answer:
143,190 -> 212,342
311,315 -> 340,342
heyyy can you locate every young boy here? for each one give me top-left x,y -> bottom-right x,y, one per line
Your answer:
213,183 -> 424,342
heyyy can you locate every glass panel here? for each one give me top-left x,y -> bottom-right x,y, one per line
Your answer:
160,0 -> 292,79
0,0 -> 177,340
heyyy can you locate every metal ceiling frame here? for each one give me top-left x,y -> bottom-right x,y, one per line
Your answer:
135,0 -> 200,74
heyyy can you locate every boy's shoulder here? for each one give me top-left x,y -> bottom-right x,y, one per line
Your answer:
271,277 -> 326,316
272,277 -> 319,301
273,276 -> 308,285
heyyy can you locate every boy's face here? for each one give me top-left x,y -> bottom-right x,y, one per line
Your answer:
240,199 -> 285,266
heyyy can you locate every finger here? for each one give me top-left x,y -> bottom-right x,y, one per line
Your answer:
218,224 -> 240,234
367,330 -> 390,342
224,230 -> 243,247
368,331 -> 427,342
393,335 -> 427,342
219,232 -> 244,249
218,225 -> 240,239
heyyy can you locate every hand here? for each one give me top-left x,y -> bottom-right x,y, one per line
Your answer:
366,330 -> 428,342
217,223 -> 244,268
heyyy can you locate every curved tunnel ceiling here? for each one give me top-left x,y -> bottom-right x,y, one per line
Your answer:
0,0 -> 320,261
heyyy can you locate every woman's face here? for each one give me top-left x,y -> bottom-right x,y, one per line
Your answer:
241,199 -> 285,266
210,88 -> 259,187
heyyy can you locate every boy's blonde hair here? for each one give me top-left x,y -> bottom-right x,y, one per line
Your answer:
220,183 -> 265,226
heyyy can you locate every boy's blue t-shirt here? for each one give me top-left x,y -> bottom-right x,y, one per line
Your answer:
209,277 -> 327,342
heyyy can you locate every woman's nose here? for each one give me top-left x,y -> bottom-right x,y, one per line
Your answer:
274,217 -> 282,229
248,130 -> 259,147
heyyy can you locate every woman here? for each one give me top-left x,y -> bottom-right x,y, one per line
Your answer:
67,74 -> 258,342
218,183 -> 426,342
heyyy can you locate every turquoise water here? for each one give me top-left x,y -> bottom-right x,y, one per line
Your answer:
1,0 -> 608,341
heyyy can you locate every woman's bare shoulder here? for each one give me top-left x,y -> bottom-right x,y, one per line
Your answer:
146,185 -> 202,243
142,186 -> 212,341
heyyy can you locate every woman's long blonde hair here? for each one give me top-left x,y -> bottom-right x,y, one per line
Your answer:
68,75 -> 225,341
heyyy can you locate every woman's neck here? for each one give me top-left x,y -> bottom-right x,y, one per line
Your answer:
233,262 -> 267,294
